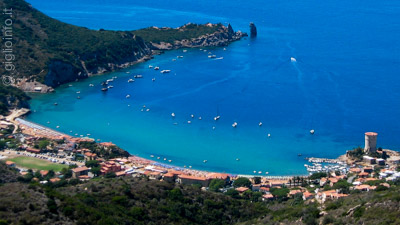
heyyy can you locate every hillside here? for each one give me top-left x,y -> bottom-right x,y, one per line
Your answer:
0,0 -> 245,91
1,162 -> 400,224
0,84 -> 30,115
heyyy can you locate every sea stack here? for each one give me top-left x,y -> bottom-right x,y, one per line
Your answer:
250,22 -> 257,37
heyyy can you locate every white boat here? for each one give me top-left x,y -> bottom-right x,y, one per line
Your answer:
126,95 -> 130,98
154,66 -> 160,70
146,109 -> 150,112
203,160 -> 207,163
214,115 -> 220,121
76,91 -> 81,94
259,122 -> 263,126
128,79 -> 134,83
223,48 -> 227,51
198,117 -> 202,120
89,84 -> 94,87
148,65 -> 153,68
310,129 -> 315,134
208,55 -> 217,58
157,157 -> 160,159
183,49 -> 187,52
267,133 -> 271,138
236,158 -> 240,161
152,78 -> 156,82
172,59 -> 176,61
187,121 -> 191,124
126,71 -> 130,74
134,75 -> 143,78
168,160 -> 172,162
107,85 -> 113,88
160,70 -> 171,73
191,114 -> 194,118
232,122 -> 238,128
290,57 -> 297,62
171,112 -> 175,117
177,56 -> 183,58
107,78 -> 114,82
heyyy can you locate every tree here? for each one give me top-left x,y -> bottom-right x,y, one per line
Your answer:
309,172 -> 327,180
233,177 -> 251,188
225,189 -> 240,199
209,179 -> 225,192
85,160 -> 99,168
105,172 -> 116,178
91,166 -> 101,176
270,187 -> 289,200
38,139 -> 50,150
254,177 -> 261,184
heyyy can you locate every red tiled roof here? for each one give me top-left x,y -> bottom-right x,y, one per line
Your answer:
365,132 -> 378,136
40,170 -> 49,176
235,187 -> 249,192
263,194 -> 274,199
178,175 -> 208,181
5,161 -> 15,166
72,166 -> 89,173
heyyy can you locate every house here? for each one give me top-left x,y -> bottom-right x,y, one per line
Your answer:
320,177 -> 327,187
100,161 -> 122,174
363,167 -> 373,173
26,148 -> 41,154
252,184 -> 261,192
163,172 -> 175,182
50,178 -> 61,183
349,167 -> 361,173
358,172 -> 369,178
328,177 -> 339,187
72,166 -> 90,178
354,184 -> 374,192
5,161 -> 15,168
302,191 -> 314,200
115,171 -> 126,177
177,175 -> 210,187
206,173 -> 230,183
259,187 -> 270,193
262,194 -> 274,201
40,170 -> 49,177
288,189 -> 302,197
148,171 -> 161,180
363,156 -> 376,164
235,187 -> 249,193
376,158 -> 385,165
84,152 -> 97,161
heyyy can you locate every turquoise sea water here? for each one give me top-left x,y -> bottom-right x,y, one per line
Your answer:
26,0 -> 400,175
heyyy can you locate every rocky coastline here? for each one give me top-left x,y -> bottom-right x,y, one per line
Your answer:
17,24 -> 246,93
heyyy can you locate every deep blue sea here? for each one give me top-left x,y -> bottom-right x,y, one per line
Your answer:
26,0 -> 400,175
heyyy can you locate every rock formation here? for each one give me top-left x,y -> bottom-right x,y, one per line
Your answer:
250,22 -> 257,37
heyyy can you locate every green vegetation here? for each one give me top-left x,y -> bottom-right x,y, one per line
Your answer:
309,172 -> 327,180
132,23 -> 222,44
6,156 -> 67,171
0,84 -> 30,115
233,177 -> 252,188
1,163 -> 400,224
208,179 -> 225,192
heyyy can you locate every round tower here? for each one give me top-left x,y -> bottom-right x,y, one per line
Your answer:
364,132 -> 378,153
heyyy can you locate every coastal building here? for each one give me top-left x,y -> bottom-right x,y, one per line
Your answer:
206,173 -> 230,183
84,152 -> 97,161
376,158 -> 385,165
363,156 -> 376,164
235,187 -> 249,193
72,166 -> 90,178
262,194 -> 274,201
100,161 -> 122,174
26,148 -> 41,154
177,175 -> 210,187
364,132 -> 378,153
302,191 -> 314,200
5,161 -> 15,167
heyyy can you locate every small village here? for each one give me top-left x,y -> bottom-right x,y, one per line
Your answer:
1,113 -> 400,204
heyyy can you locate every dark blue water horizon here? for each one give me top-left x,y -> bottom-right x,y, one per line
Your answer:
25,0 -> 400,175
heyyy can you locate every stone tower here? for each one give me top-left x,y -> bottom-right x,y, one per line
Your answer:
364,132 -> 378,153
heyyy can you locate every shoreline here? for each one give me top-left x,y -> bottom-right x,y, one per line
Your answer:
11,116 -> 312,178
